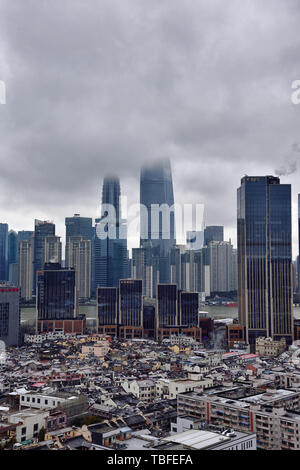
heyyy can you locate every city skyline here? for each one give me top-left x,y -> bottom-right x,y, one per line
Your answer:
0,167 -> 300,258
1,1 -> 300,254
2,1 -> 300,455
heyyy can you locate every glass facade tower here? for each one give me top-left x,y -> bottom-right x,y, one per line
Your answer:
140,158 -> 176,284
0,224 -> 8,281
119,279 -> 143,327
37,262 -> 77,320
94,176 -> 128,289
237,176 -> 293,348
156,284 -> 178,327
33,220 -> 55,294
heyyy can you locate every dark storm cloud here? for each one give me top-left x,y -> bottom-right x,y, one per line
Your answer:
0,0 -> 300,250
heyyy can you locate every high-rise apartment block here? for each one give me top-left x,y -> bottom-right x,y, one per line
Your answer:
18,240 -> 33,301
66,236 -> 91,300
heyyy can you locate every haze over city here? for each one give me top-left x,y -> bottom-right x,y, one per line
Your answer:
1,0 -> 300,456
1,0 -> 300,252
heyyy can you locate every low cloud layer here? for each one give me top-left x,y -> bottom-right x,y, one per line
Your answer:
0,0 -> 300,253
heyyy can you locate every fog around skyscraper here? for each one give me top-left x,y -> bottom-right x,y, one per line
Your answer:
0,1 -> 300,254
2,1 -> 300,456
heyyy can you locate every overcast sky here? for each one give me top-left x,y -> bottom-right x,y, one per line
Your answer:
0,0 -> 300,254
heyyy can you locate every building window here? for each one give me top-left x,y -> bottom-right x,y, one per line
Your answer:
0,303 -> 9,337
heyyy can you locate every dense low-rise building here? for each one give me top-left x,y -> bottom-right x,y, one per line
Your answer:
256,337 -> 287,357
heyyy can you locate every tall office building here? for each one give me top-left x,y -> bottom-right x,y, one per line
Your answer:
119,279 -> 143,335
170,247 -> 210,299
180,251 -> 196,292
33,220 -> 55,294
204,226 -> 224,246
17,231 -> 34,300
132,246 -> 153,298
156,284 -> 202,341
143,299 -> 156,339
36,262 -> 77,321
237,176 -> 293,348
65,214 -> 92,258
7,231 -> 18,287
170,245 -> 183,290
8,230 -> 18,266
156,284 -> 178,328
0,285 -> 20,346
140,159 -> 176,283
0,224 -> 8,281
94,176 -> 128,290
18,240 -> 33,301
179,291 -> 199,327
97,286 -> 118,336
231,248 -> 238,292
209,241 -> 235,293
66,236 -> 91,300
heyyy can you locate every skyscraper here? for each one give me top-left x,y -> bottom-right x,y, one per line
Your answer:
237,176 -> 293,348
94,176 -> 128,289
65,214 -> 92,259
132,246 -> 153,298
156,284 -> 178,328
33,220 -> 55,294
8,230 -> 18,287
0,285 -> 20,346
119,279 -> 143,338
179,291 -> 199,327
36,262 -> 77,321
170,246 -> 210,299
8,230 -> 18,266
97,286 -> 118,336
18,240 -> 33,301
209,241 -> 235,293
66,236 -> 91,300
36,262 -> 86,335
0,224 -> 8,282
140,158 -> 176,284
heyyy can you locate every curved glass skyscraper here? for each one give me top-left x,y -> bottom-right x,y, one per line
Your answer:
94,175 -> 128,289
140,158 -> 176,284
